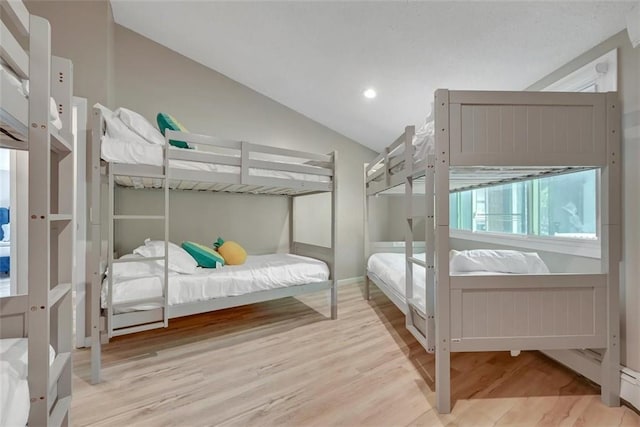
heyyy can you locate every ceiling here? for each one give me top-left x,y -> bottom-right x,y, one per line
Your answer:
110,1 -> 635,152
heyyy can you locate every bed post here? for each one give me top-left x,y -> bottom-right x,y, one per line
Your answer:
330,150 -> 338,319
363,163 -> 370,300
404,125 -> 415,331
27,15 -> 53,426
600,92 -> 621,406
434,89 -> 451,414
90,107 -> 103,384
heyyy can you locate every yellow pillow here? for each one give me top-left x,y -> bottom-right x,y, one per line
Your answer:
214,238 -> 247,265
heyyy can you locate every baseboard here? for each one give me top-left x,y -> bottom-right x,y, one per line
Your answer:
542,349 -> 640,411
337,276 -> 364,286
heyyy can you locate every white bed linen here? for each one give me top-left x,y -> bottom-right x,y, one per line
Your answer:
101,136 -> 330,184
0,242 -> 9,258
368,253 -> 427,309
0,338 -> 56,427
0,65 -> 63,131
367,251 -> 549,312
102,253 -> 330,313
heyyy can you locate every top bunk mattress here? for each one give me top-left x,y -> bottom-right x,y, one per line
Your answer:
101,137 -> 331,189
1,62 -> 63,142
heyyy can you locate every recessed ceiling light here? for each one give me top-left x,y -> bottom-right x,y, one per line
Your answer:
363,88 -> 377,99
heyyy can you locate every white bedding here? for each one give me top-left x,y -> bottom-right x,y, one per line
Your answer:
0,241 -> 9,258
0,338 -> 56,427
101,136 -> 330,186
367,250 -> 549,311
0,62 -> 63,131
368,252 -> 427,309
102,253 -> 330,313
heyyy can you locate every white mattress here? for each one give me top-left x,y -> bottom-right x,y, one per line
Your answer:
367,253 -> 426,310
102,253 -> 330,313
0,241 -> 9,258
0,66 -> 63,132
0,338 -> 56,427
101,136 -> 330,187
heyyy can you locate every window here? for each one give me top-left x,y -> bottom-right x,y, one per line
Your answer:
450,169 -> 597,240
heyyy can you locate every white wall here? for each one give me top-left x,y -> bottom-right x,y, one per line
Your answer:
526,30 -> 640,372
0,149 -> 9,208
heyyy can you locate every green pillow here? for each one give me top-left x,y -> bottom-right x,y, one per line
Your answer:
182,241 -> 225,268
157,113 -> 190,149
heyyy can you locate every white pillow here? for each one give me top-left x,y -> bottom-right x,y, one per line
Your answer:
117,107 -> 165,145
94,103 -> 153,146
107,254 -> 161,278
133,238 -> 198,274
449,249 -> 548,274
1,223 -> 9,242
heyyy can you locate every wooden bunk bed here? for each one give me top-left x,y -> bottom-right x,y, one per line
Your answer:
0,1 -> 74,425
88,107 -> 338,383
364,89 -> 621,414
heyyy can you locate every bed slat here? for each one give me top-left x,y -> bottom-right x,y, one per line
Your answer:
0,20 -> 28,78
0,0 -> 29,37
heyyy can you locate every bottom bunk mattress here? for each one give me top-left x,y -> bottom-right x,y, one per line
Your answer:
368,252 -> 427,310
367,250 -> 550,312
102,253 -> 330,313
0,338 -> 56,427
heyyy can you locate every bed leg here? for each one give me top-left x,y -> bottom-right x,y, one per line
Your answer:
330,280 -> 338,320
364,275 -> 370,300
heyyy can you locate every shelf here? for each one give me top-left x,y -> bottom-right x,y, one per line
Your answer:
50,127 -> 72,154
49,283 -> 71,307
49,396 -> 71,427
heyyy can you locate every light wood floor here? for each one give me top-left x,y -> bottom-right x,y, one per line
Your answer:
71,283 -> 640,426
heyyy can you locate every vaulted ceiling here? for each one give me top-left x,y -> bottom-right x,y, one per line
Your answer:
110,1 -> 634,151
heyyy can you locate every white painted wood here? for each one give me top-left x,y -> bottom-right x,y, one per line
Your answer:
434,89 -> 451,414
0,0 -> 29,36
0,20 -> 28,78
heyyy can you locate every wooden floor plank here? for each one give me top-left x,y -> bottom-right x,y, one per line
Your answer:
71,283 -> 639,426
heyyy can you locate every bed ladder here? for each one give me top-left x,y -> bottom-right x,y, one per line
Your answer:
27,17 -> 74,426
105,156 -> 170,338
404,132 -> 436,353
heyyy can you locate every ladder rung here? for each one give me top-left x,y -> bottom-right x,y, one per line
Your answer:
49,214 -> 72,222
49,352 -> 71,386
112,256 -> 165,264
49,283 -> 71,307
112,321 -> 165,337
49,396 -> 71,427
409,257 -> 427,268
114,296 -> 165,310
113,215 -> 166,220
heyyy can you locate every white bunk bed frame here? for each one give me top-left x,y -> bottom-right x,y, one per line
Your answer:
365,89 -> 621,414
88,110 -> 338,384
0,1 -> 74,425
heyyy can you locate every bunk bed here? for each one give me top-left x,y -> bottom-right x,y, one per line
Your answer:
364,90 -> 621,414
88,106 -> 338,383
0,1 -> 75,425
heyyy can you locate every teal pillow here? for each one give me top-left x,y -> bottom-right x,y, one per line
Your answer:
157,113 -> 190,149
182,241 -> 225,268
